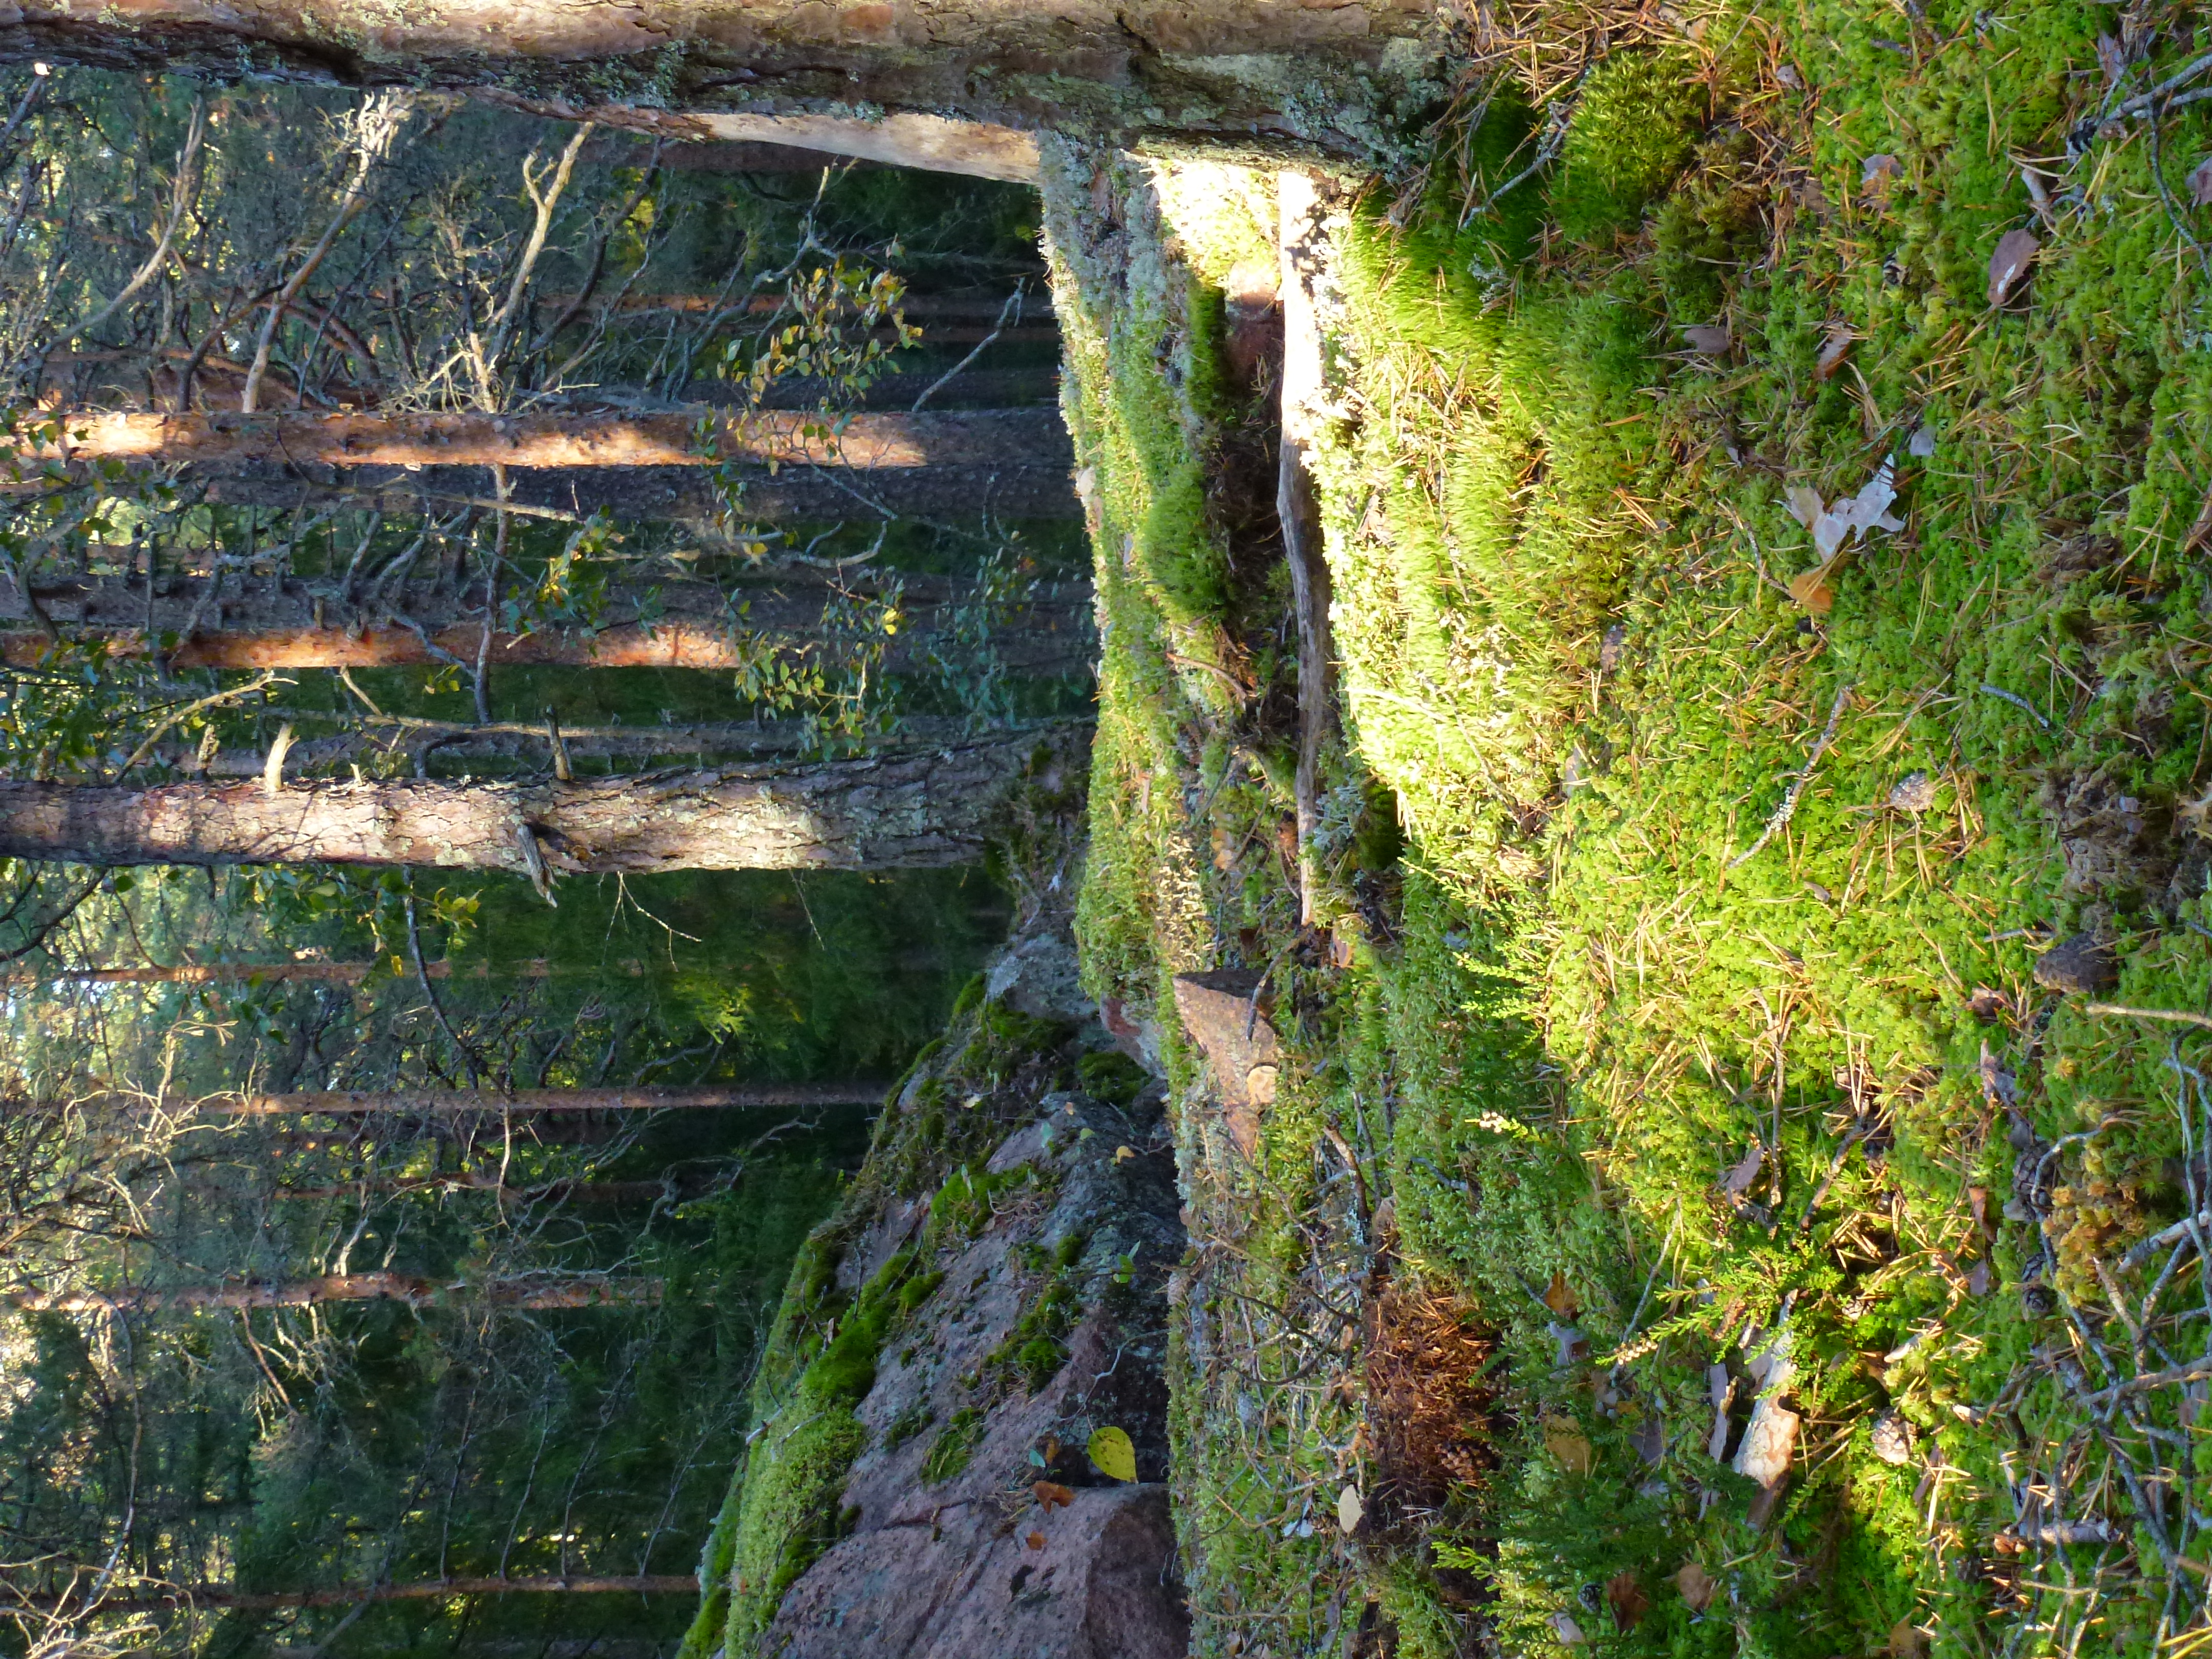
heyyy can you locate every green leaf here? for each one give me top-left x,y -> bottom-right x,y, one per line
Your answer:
1087,1426 -> 1136,1483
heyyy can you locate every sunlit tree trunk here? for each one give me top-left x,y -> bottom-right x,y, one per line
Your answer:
25,407 -> 1067,472
0,3 -> 1445,167
0,726 -> 1084,873
0,573 -> 1092,672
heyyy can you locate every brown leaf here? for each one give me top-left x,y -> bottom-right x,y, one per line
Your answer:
1987,227 -> 2040,307
1026,1530 -> 1046,1550
1543,1270 -> 1580,1317
1889,1620 -> 1927,1659
1815,327 -> 1855,380
2097,32 -> 2126,86
2192,157 -> 2212,208
1861,152 -> 1901,185
1682,324 -> 1732,357
1966,985 -> 2009,1024
1606,1570 -> 1649,1630
1721,1143 -> 1765,1196
1032,1480 -> 1073,1511
1788,563 -> 1837,614
1676,1561 -> 1718,1612
1544,1413 -> 1594,1476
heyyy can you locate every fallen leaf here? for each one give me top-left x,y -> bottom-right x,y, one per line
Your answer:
1812,463 -> 1905,560
1787,563 -> 1837,615
1550,1321 -> 1589,1367
2193,157 -> 2212,208
1721,1143 -> 1764,1196
1861,152 -> 1902,185
1967,1258 -> 1992,1296
1549,1611 -> 1588,1645
1631,1411 -> 1666,1465
1033,1480 -> 1073,1510
1606,1570 -> 1650,1630
1965,985 -> 2008,1024
1543,1270 -> 1580,1317
1676,1561 -> 1718,1612
1907,423 -> 1937,458
1682,324 -> 1732,357
1544,1413 -> 1594,1476
1113,1144 -> 1136,1162
1026,1530 -> 1046,1550
1087,1425 -> 1137,1483
1815,326 -> 1855,379
1988,227 -> 2040,307
2096,32 -> 2126,85
1336,1483 -> 1364,1534
1889,1620 -> 1927,1659
1783,484 -> 1826,529
1732,1394 -> 1801,1488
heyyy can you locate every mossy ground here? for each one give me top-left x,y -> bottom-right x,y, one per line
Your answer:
1055,3 -> 2212,1654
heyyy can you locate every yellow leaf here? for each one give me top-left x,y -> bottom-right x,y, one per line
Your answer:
1544,1413 -> 1594,1477
1088,1425 -> 1137,1483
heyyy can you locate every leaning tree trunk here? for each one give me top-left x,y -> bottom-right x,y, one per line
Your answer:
0,571 -> 1093,672
6,1270 -> 661,1312
0,2 -> 1446,168
0,727 -> 1084,873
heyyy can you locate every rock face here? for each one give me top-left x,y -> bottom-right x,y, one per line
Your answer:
754,932 -> 1188,1656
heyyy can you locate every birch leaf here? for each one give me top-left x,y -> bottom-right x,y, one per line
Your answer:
1988,227 -> 2039,306
1087,1425 -> 1137,1482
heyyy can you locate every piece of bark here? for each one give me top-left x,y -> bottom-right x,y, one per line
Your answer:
1171,969 -> 1282,1155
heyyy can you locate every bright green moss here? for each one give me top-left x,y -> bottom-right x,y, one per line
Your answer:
1549,51 -> 1707,245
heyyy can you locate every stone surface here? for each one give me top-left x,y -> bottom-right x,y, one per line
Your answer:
987,930 -> 1096,1024
763,1086 -> 1186,1658
1171,969 -> 1282,1155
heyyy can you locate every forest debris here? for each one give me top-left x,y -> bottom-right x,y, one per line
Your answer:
1032,1480 -> 1073,1510
1721,1143 -> 1764,1196
1870,1411 -> 1917,1465
1335,1483 -> 1364,1534
1683,324 -> 1732,357
1706,1365 -> 1736,1460
1781,466 -> 1904,611
1815,325 -> 1855,379
1549,1611 -> 1588,1645
1171,970 -> 1281,1155
2190,156 -> 2212,206
1733,1329 -> 1800,1508
1988,227 -> 2039,306
1908,423 -> 1937,458
1890,1621 -> 1928,1658
1543,1270 -> 1580,1317
1861,153 -> 1902,185
1606,1570 -> 1649,1630
1887,771 -> 1939,812
1675,1562 -> 1717,1612
2033,932 -> 2117,995
1543,1414 -> 1594,1476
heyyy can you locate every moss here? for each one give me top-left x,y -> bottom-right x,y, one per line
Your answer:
1075,1048 -> 1149,1107
919,1406 -> 985,1484
1549,50 -> 1708,245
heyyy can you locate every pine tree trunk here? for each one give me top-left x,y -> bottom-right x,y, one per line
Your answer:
190,457 -> 1083,523
0,3 -> 1445,166
6,1271 -> 663,1312
208,1082 -> 884,1115
10,1576 -> 698,1613
29,407 -> 1066,472
0,571 -> 1093,672
0,727 -> 1084,873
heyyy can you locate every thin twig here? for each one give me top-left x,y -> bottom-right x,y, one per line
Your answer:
1730,682 -> 1854,868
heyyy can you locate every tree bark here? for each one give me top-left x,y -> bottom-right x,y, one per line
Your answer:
0,4 -> 1446,167
190,457 -> 1084,522
6,1270 -> 662,1312
0,726 -> 1085,873
10,1576 -> 698,1614
24,407 -> 1069,473
206,1082 -> 884,1115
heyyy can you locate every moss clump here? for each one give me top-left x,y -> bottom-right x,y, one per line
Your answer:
919,1407 -> 986,1485
1549,51 -> 1708,245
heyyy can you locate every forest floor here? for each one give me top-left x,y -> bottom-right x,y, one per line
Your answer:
1049,2 -> 2212,1655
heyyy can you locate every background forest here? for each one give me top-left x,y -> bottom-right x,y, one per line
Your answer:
0,66 -> 1081,1658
